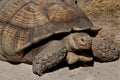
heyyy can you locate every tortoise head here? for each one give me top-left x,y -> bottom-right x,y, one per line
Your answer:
63,33 -> 92,51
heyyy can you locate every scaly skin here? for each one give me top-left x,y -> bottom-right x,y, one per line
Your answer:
31,33 -> 120,75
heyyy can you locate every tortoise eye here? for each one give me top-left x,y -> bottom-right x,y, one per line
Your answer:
48,4 -> 79,23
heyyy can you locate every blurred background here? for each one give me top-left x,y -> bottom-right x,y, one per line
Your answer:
77,0 -> 120,49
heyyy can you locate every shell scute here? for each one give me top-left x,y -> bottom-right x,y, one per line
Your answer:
0,0 -> 96,53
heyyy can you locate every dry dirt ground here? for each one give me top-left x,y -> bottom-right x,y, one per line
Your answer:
0,60 -> 120,80
0,0 -> 120,80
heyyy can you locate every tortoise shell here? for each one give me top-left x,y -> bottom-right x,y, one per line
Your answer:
0,0 -> 97,54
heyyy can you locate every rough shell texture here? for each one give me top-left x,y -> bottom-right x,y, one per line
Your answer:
0,0 -> 95,54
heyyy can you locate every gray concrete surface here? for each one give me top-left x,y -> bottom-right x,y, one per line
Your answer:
0,60 -> 120,80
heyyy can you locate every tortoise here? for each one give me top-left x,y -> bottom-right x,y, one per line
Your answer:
0,0 -> 119,76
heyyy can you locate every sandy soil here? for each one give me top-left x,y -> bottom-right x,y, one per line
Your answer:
0,60 -> 120,80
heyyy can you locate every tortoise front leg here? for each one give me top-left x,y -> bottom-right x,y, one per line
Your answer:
32,41 -> 66,76
92,38 -> 120,62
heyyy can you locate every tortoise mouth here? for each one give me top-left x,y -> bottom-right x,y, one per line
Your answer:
47,4 -> 80,23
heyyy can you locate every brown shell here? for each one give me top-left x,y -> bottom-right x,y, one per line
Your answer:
0,0 -> 95,54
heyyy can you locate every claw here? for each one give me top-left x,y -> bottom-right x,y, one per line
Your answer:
79,55 -> 93,62
66,52 -> 93,64
67,52 -> 79,64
